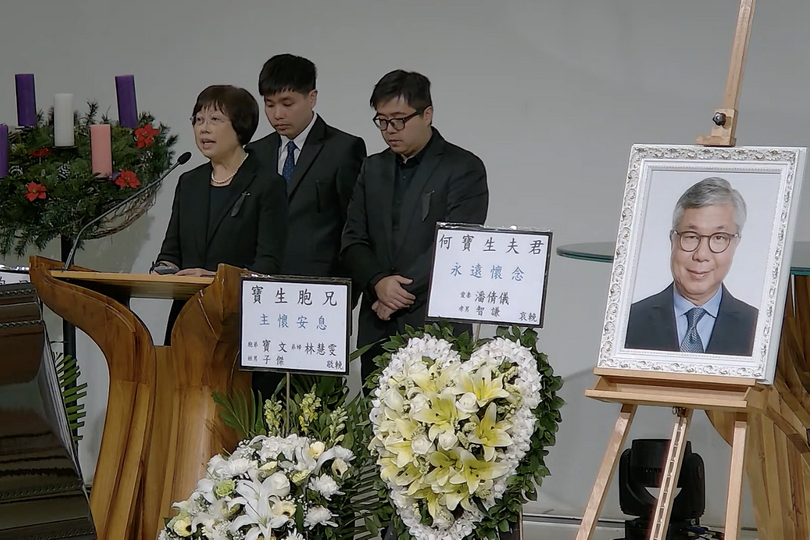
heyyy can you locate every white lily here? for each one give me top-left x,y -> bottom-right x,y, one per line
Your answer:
229,472 -> 292,540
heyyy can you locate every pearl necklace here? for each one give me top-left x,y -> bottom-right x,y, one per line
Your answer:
211,153 -> 248,186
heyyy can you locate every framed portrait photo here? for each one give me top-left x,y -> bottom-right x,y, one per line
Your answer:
598,144 -> 807,384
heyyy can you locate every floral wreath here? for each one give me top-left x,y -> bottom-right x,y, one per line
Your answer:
366,324 -> 564,540
0,101 -> 177,256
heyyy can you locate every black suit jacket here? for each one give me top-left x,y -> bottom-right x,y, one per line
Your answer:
246,116 -> 366,282
156,150 -> 288,275
340,129 -> 489,347
624,283 -> 758,356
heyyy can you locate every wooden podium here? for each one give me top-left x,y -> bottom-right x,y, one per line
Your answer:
28,256 -> 251,540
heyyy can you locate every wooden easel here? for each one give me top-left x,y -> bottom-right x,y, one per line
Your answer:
576,1 -> 810,539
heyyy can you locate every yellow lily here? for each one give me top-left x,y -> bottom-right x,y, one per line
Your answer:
452,365 -> 510,407
410,362 -> 459,397
440,481 -> 475,512
468,402 -> 513,461
394,462 -> 421,487
378,456 -> 399,483
381,387 -> 405,415
394,417 -> 419,441
411,487 -> 448,524
383,436 -> 414,468
424,449 -> 459,488
450,448 -> 511,494
413,389 -> 470,441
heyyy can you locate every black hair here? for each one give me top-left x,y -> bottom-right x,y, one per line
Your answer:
258,54 -> 317,97
369,70 -> 432,111
192,85 -> 259,145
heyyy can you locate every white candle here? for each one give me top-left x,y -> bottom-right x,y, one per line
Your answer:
53,93 -> 74,147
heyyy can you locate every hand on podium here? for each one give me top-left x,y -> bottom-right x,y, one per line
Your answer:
175,267 -> 216,277
150,260 -> 179,275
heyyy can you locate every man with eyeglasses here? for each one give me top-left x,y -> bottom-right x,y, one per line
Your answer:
625,177 -> 758,356
341,69 -> 489,386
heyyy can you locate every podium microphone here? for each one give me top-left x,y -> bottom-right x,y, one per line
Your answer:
62,151 -> 193,271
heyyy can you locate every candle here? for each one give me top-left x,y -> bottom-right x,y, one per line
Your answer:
90,124 -> 112,176
53,93 -> 74,147
0,125 -> 8,179
115,75 -> 139,128
15,74 -> 37,127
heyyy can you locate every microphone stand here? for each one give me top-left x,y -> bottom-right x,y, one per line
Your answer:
61,152 -> 191,271
57,152 -> 191,417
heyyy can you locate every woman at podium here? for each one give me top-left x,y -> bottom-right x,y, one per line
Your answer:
151,85 -> 288,342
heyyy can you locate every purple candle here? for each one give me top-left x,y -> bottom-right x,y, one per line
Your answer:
15,74 -> 37,127
115,75 -> 139,128
0,125 -> 8,179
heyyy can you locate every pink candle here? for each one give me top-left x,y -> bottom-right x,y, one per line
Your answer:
90,124 -> 112,176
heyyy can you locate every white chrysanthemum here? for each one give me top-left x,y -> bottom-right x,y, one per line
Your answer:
332,445 -> 354,462
207,456 -> 254,480
230,445 -> 255,461
310,474 -> 343,500
304,505 -> 337,529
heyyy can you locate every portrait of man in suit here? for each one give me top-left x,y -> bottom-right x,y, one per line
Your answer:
247,54 -> 367,397
624,176 -> 759,356
341,70 -> 489,385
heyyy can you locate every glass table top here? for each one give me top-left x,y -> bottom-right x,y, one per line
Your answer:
557,241 -> 810,275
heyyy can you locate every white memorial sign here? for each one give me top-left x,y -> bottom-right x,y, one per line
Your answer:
240,277 -> 351,375
426,224 -> 552,326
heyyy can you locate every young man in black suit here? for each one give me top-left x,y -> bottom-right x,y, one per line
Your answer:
247,54 -> 366,279
341,70 -> 489,386
247,54 -> 367,396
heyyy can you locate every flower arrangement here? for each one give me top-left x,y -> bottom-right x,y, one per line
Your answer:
367,325 -> 564,540
159,374 -> 391,540
0,101 -> 177,256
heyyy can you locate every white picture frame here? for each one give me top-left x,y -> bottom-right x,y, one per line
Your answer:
598,144 -> 807,384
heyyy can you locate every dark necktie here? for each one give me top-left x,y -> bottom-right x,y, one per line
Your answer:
680,307 -> 707,353
282,140 -> 297,182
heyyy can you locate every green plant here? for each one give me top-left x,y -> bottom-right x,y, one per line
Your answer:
55,353 -> 87,442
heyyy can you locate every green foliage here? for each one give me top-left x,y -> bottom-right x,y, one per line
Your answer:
1,101 -> 178,255
365,322 -> 565,540
54,353 -> 87,442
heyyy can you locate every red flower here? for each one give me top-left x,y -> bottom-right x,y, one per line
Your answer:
135,124 -> 159,149
30,148 -> 51,158
115,170 -> 141,189
25,182 -> 47,201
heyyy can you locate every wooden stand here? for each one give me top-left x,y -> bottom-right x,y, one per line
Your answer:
578,1 -> 810,538
28,256 -> 250,540
695,0 -> 755,147
575,355 -> 810,540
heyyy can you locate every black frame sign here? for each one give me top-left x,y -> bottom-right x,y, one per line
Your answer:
239,275 -> 352,376
426,223 -> 552,327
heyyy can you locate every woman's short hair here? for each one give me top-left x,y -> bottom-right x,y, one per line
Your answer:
192,85 -> 259,146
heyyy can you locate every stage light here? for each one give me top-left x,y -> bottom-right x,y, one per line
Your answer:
618,439 -> 705,540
